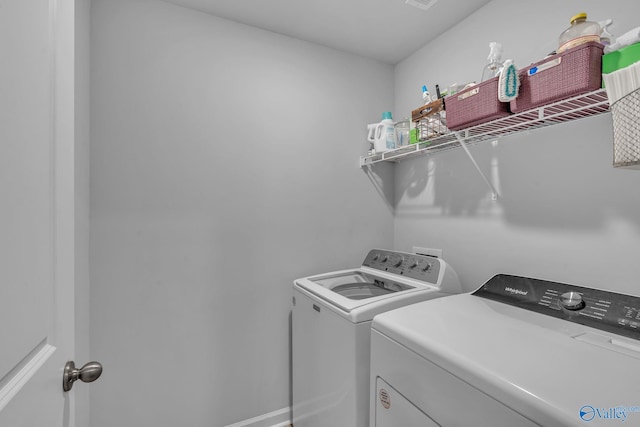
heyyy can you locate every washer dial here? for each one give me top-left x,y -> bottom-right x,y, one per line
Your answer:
560,292 -> 585,310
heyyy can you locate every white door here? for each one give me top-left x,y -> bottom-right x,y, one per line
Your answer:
0,1 -> 78,425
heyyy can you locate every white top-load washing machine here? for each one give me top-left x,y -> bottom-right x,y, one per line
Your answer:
370,274 -> 640,427
292,249 -> 461,427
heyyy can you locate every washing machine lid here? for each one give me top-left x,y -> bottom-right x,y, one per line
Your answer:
295,268 -> 438,319
372,275 -> 640,426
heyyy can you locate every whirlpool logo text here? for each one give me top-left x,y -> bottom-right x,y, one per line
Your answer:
580,405 -> 640,423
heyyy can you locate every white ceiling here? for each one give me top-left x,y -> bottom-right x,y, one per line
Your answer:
162,0 -> 492,64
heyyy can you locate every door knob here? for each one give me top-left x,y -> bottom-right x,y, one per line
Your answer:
63,361 -> 103,392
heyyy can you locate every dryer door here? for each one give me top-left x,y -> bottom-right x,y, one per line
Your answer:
374,378 -> 440,427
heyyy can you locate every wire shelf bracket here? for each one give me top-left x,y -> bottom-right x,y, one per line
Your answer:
454,132 -> 500,200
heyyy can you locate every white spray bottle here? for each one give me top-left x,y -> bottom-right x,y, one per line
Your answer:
481,42 -> 504,82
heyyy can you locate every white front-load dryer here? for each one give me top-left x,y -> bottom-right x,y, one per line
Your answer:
292,249 -> 461,427
371,274 -> 640,427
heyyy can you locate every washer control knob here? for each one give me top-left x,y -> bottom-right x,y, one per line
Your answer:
560,292 -> 585,310
409,260 -> 419,269
422,263 -> 432,272
393,258 -> 403,268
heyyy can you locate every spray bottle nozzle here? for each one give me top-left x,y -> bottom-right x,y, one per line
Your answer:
487,42 -> 503,61
598,19 -> 614,45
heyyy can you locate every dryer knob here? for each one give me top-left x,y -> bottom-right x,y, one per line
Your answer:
560,292 -> 585,310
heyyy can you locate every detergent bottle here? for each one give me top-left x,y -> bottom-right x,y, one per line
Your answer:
367,112 -> 397,153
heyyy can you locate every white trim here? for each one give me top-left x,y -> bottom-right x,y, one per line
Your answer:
224,406 -> 291,427
0,343 -> 56,412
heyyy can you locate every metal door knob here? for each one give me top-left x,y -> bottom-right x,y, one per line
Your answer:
63,361 -> 103,392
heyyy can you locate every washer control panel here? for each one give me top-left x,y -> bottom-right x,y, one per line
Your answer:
473,274 -> 640,341
362,249 -> 441,284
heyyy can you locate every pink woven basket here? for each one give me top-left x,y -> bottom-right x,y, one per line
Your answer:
445,76 -> 510,130
510,42 -> 603,113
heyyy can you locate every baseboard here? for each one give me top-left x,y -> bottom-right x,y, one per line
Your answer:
224,406 -> 291,427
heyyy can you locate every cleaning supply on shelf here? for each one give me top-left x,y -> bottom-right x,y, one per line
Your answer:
497,59 -> 520,102
603,41 -> 640,76
409,120 -> 419,144
602,59 -> 640,105
598,19 -> 614,47
394,119 -> 411,147
481,42 -> 504,82
558,13 -> 600,53
366,112 -> 397,153
447,83 -> 466,96
366,123 -> 377,154
605,26 -> 640,54
422,85 -> 432,104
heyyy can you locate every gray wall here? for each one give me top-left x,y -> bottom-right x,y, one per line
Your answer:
393,0 -> 640,295
90,1 -> 640,425
89,0 -> 394,426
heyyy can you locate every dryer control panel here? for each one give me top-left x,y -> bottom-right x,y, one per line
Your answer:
473,274 -> 640,341
362,249 -> 441,284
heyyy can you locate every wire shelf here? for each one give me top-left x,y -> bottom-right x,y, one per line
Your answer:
360,89 -> 610,167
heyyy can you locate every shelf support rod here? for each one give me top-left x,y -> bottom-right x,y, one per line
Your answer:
454,132 -> 499,200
